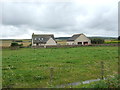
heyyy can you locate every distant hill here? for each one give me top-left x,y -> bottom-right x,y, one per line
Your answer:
55,37 -> 70,40
55,36 -> 117,40
88,37 -> 117,40
0,36 -> 117,41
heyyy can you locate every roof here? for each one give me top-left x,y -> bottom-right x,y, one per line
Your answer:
32,33 -> 55,43
67,33 -> 83,41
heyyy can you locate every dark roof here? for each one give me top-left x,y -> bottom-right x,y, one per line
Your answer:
67,34 -> 83,41
32,34 -> 55,44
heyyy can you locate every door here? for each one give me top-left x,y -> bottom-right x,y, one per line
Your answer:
36,43 -> 39,46
83,42 -> 88,45
78,42 -> 82,45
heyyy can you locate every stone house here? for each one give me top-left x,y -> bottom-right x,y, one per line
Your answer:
66,33 -> 91,45
32,33 -> 57,46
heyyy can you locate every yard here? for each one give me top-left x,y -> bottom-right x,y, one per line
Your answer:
2,46 -> 118,88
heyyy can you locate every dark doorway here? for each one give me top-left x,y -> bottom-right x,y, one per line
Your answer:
36,43 -> 39,46
78,42 -> 82,45
83,42 -> 88,45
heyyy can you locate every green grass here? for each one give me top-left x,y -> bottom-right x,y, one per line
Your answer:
2,46 -> 118,88
104,40 -> 120,44
73,75 -> 120,88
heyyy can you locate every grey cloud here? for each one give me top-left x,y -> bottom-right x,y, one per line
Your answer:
1,1 -> 118,39
2,2 -> 77,26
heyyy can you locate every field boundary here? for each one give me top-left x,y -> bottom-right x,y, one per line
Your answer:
1,43 -> 120,49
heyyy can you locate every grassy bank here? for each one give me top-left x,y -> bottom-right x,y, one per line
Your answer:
73,75 -> 120,88
2,46 -> 118,88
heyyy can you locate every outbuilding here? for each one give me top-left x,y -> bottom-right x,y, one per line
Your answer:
67,33 -> 91,45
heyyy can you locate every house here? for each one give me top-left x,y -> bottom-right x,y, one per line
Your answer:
66,33 -> 91,45
32,33 -> 57,46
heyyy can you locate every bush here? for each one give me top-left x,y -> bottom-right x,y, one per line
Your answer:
11,42 -> 23,47
19,44 -> 23,46
29,43 -> 32,46
104,41 -> 120,44
11,42 -> 19,47
15,40 -> 23,42
118,36 -> 120,40
87,75 -> 120,88
91,38 -> 104,44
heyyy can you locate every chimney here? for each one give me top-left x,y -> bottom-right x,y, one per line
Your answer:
32,33 -> 34,35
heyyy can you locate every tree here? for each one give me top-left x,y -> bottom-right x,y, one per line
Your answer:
91,38 -> 104,44
118,36 -> 120,40
11,42 -> 23,47
11,42 -> 19,47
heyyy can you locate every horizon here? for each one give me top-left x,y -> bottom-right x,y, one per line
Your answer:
0,35 -> 118,40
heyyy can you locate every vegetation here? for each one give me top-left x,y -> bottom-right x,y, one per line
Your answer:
11,42 -> 23,47
91,38 -> 104,44
74,75 -> 120,88
2,46 -> 118,88
29,43 -> 32,46
15,40 -> 23,42
11,42 -> 19,47
118,36 -> 120,40
104,40 -> 120,44
1,39 -> 31,47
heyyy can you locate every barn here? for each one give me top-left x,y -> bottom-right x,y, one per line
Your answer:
67,33 -> 91,45
32,33 -> 57,46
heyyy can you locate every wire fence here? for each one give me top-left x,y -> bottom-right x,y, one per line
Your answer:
2,60 -> 118,88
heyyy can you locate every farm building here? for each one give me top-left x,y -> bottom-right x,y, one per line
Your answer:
67,33 -> 91,45
32,33 -> 57,46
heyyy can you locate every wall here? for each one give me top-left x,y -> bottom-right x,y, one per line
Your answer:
75,34 -> 91,45
66,41 -> 75,45
46,38 -> 57,45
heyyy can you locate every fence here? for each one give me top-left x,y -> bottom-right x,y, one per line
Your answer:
2,60 -> 118,88
47,61 -> 118,87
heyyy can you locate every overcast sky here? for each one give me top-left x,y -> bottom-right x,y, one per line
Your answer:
0,0 -> 119,39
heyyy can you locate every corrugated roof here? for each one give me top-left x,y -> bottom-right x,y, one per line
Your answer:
67,34 -> 83,41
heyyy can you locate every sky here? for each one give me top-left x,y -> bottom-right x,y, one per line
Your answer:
0,0 -> 119,39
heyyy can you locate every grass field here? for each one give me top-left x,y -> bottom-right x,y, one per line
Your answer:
1,40 -> 31,47
72,75 -> 120,88
2,46 -> 118,88
104,40 -> 120,44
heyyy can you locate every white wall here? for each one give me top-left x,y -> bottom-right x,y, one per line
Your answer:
46,38 -> 57,45
75,34 -> 91,45
66,41 -> 75,45
32,38 -> 36,46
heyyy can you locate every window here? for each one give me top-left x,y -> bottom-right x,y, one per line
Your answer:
35,38 -> 37,40
41,38 -> 43,40
78,42 -> 82,45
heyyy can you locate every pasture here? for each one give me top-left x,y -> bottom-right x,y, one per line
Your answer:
1,39 -> 31,47
2,46 -> 118,88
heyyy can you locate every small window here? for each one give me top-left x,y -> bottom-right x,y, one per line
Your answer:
39,38 -> 40,40
35,38 -> 37,40
41,38 -> 43,40
78,42 -> 82,45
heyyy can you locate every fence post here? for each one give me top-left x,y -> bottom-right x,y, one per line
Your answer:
101,61 -> 104,80
118,60 -> 120,75
50,67 -> 54,85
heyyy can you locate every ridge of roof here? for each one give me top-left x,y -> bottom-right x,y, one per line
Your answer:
32,34 -> 54,36
32,33 -> 55,43
73,33 -> 83,36
67,33 -> 84,41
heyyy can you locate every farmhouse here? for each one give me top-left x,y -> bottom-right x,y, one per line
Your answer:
32,33 -> 57,46
67,33 -> 91,45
